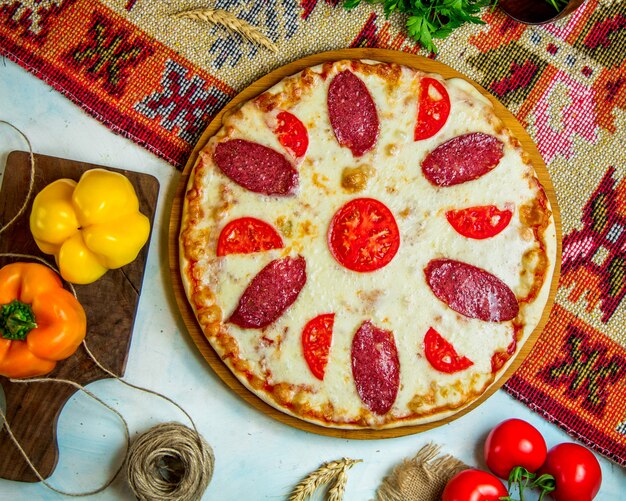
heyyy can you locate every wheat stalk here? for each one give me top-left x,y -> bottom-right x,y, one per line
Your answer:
327,468 -> 350,501
172,8 -> 277,53
289,458 -> 362,501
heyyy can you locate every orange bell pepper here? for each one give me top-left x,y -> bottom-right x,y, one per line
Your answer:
0,262 -> 87,378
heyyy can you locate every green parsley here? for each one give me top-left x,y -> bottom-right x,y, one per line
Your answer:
343,0 -> 494,53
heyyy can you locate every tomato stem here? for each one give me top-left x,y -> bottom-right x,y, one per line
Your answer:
501,466 -> 556,501
532,473 -> 556,501
503,466 -> 536,501
0,300 -> 37,341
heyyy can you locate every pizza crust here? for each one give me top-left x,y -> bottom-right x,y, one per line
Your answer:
179,59 -> 556,429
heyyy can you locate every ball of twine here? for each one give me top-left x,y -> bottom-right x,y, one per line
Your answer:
126,422 -> 215,501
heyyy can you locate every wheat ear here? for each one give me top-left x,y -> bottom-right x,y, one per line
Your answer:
327,467 -> 351,501
289,458 -> 362,501
172,8 -> 277,52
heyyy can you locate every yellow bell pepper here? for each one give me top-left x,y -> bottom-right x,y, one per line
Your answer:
29,169 -> 151,284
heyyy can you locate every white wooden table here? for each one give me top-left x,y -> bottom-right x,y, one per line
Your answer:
0,58 -> 623,500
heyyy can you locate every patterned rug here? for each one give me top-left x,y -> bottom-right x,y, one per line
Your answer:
1,0 -> 625,465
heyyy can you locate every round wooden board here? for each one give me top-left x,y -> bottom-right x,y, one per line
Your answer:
168,48 -> 562,439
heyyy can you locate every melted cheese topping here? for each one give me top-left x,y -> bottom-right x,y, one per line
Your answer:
180,60 -> 557,428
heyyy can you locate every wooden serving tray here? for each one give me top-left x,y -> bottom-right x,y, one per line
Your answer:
0,152 -> 159,481
168,48 -> 562,439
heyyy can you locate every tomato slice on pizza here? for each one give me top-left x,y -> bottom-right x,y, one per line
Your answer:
414,77 -> 451,141
328,198 -> 400,272
273,111 -> 309,159
446,205 -> 513,239
424,327 -> 473,373
217,217 -> 284,256
302,313 -> 334,380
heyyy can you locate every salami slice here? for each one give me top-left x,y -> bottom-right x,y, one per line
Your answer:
214,139 -> 298,196
229,256 -> 306,329
327,70 -> 379,157
351,321 -> 400,415
421,133 -> 504,187
425,259 -> 519,322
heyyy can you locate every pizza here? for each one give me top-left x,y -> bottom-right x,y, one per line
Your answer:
178,58 -> 557,429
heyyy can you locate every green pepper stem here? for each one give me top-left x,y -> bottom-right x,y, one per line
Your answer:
0,299 -> 37,341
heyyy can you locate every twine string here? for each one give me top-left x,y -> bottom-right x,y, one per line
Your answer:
0,120 -> 36,236
0,364 -> 214,500
0,252 -> 78,296
126,422 -> 214,501
0,119 -> 214,499
81,341 -> 198,436
0,377 -> 130,497
0,249 -> 215,499
81,341 -> 217,500
0,252 -> 215,500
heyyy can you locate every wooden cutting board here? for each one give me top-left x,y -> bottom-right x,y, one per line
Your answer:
0,151 -> 159,482
168,48 -> 562,439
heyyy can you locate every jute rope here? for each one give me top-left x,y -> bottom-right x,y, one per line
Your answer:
0,120 -> 36,236
126,422 -> 214,501
0,374 -> 130,496
0,122 -> 215,500
0,252 -> 216,500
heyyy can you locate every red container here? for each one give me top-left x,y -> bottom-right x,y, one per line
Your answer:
499,0 -> 586,24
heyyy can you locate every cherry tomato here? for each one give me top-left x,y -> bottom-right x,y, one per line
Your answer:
442,469 -> 508,501
484,418 -> 547,479
301,313 -> 334,380
446,205 -> 513,240
423,327 -> 473,373
273,111 -> 309,158
540,443 -> 602,501
216,217 -> 283,256
327,198 -> 400,272
414,77 -> 451,140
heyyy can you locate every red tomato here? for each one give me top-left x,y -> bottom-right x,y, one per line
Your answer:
540,443 -> 602,501
274,111 -> 309,158
216,217 -> 284,256
484,418 -> 547,479
414,77 -> 451,140
301,313 -> 334,380
423,327 -> 473,373
446,205 -> 513,240
442,469 -> 508,501
327,198 -> 400,272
